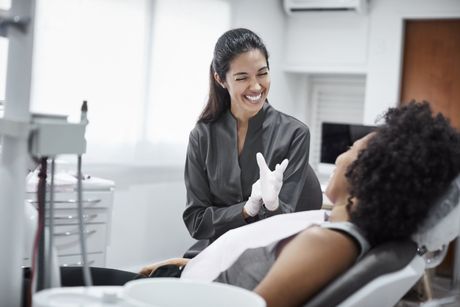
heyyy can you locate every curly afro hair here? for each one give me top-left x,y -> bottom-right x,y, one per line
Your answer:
346,101 -> 460,246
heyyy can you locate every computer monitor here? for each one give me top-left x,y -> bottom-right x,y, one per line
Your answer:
318,122 -> 375,175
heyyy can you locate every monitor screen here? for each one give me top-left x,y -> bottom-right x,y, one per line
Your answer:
320,122 -> 375,164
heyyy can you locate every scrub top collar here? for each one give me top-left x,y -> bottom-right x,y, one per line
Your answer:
224,101 -> 268,132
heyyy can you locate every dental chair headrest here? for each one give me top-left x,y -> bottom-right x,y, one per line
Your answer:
412,174 -> 460,252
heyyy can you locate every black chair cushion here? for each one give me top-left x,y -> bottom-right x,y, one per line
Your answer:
183,239 -> 210,259
303,240 -> 418,307
60,266 -> 138,287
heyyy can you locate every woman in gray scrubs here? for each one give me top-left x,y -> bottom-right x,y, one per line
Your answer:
183,28 -> 322,256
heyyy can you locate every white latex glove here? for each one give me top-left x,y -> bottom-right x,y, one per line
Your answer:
256,152 -> 289,211
244,179 -> 263,217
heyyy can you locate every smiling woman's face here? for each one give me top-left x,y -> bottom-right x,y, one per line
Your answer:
325,133 -> 374,205
218,49 -> 270,120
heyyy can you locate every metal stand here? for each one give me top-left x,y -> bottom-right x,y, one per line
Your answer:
0,0 -> 36,306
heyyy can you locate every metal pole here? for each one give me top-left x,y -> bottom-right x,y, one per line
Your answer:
0,0 -> 36,306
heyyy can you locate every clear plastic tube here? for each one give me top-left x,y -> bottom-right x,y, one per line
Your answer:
77,155 -> 93,286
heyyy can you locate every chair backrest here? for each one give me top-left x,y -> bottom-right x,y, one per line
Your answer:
295,164 -> 323,212
412,174 -> 460,252
303,174 -> 460,307
303,240 -> 420,307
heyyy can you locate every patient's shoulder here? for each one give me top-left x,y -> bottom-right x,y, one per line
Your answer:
296,225 -> 360,254
320,222 -> 371,259
255,225 -> 359,306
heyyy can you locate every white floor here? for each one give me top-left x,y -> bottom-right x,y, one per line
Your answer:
397,275 -> 460,306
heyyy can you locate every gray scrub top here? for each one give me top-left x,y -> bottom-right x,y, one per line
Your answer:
183,102 -> 322,244
213,221 -> 370,291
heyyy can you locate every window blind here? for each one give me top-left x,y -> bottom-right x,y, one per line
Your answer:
309,75 -> 366,172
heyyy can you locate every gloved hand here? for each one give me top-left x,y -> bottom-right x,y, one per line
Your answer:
244,179 -> 263,217
256,152 -> 289,211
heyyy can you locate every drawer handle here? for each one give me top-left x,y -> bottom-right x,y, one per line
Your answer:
27,199 -> 102,205
54,229 -> 97,237
49,214 -> 98,221
62,260 -> 95,267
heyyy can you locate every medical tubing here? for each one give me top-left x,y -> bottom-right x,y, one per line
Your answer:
28,160 -> 47,306
45,158 -> 56,288
77,155 -> 93,286
36,158 -> 47,291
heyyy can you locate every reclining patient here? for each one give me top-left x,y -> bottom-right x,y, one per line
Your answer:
137,102 -> 460,307
55,102 -> 458,305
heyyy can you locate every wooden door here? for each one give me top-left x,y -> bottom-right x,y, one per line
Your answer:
400,19 -> 460,277
400,19 -> 460,129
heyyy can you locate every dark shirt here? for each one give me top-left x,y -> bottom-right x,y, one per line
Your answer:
213,221 -> 370,291
183,102 -> 322,244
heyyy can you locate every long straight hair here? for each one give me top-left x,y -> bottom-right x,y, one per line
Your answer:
198,28 -> 269,123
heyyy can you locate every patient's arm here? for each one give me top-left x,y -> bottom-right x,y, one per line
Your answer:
254,226 -> 359,307
139,258 -> 190,277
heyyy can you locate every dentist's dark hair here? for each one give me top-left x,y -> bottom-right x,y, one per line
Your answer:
198,28 -> 269,123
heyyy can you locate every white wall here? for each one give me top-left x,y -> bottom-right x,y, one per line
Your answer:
83,0 -> 228,270
231,0 -> 460,124
101,0 -> 460,270
285,11 -> 369,73
364,0 -> 460,123
86,165 -> 195,271
230,0 -> 304,117
107,180 -> 194,270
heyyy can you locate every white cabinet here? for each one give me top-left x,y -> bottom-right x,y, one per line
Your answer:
24,179 -> 114,268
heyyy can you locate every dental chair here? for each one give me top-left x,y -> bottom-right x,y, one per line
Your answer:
184,164 -> 323,258
33,175 -> 460,306
303,174 -> 460,307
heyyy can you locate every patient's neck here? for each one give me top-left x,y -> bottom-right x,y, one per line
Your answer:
328,198 -> 352,222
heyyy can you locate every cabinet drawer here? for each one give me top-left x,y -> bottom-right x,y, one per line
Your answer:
53,224 -> 107,256
22,252 -> 106,268
46,208 -> 108,225
59,253 -> 106,268
25,191 -> 113,209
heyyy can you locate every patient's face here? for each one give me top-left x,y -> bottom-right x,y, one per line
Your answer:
326,133 -> 374,205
